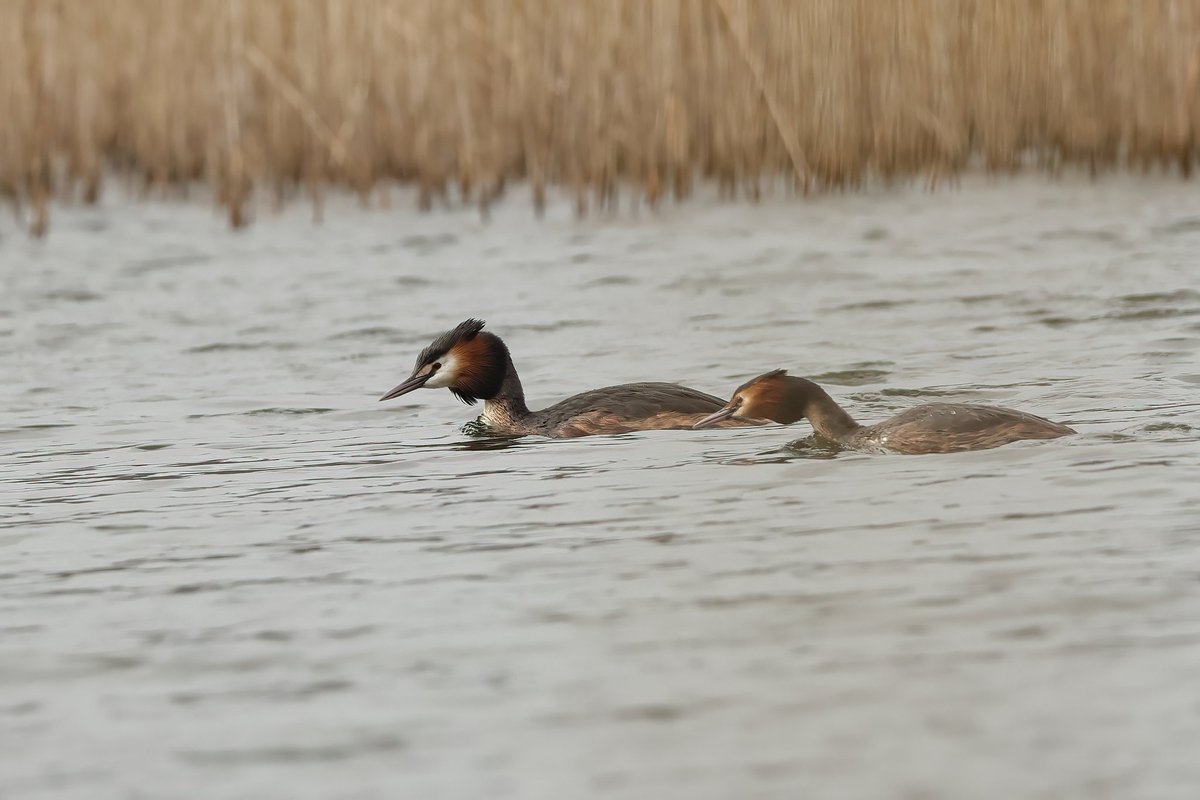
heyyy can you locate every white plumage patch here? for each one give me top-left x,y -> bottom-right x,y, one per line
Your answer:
424,352 -> 460,389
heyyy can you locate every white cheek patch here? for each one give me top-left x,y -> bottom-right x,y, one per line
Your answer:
424,352 -> 460,389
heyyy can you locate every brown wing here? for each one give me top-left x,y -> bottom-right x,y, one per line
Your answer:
872,403 -> 1075,454
538,382 -> 759,438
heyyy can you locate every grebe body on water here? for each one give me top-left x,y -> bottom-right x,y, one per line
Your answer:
379,319 -> 761,438
694,370 -> 1075,454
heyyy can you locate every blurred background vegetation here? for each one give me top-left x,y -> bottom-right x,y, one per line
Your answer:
3,0 -> 1198,235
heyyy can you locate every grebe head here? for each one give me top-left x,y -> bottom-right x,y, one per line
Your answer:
379,318 -> 510,405
692,369 -> 808,428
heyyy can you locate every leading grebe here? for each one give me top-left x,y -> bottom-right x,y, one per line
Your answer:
693,369 -> 1075,454
379,319 -> 762,438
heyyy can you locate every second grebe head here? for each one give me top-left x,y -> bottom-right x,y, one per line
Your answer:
379,318 -> 510,405
692,369 -> 810,428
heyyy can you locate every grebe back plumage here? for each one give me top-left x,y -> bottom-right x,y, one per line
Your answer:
380,319 -> 761,438
693,370 -> 1075,454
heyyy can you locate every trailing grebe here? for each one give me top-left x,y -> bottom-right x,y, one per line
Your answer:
693,369 -> 1075,454
379,319 -> 761,438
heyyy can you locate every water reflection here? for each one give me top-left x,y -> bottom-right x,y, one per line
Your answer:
453,436 -> 526,452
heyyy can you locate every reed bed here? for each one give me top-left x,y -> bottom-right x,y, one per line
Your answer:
2,0 -> 1198,234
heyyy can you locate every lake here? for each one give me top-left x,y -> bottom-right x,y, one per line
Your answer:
3,175 -> 1199,799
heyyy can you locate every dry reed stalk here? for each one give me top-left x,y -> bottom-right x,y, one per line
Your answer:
2,0 -> 1199,235
714,0 -> 810,188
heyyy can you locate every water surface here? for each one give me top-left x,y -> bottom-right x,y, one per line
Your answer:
3,176 -> 1200,799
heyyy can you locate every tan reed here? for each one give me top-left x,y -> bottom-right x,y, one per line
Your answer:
1,0 -> 1197,235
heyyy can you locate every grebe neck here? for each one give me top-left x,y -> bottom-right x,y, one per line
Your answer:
482,356 -> 531,427
804,384 -> 861,441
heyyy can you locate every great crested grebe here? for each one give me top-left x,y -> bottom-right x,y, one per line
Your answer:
694,369 -> 1075,454
379,319 -> 763,438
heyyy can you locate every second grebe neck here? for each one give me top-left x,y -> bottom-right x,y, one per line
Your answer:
379,319 -> 761,438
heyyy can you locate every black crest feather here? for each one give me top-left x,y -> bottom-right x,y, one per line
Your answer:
415,318 -> 487,368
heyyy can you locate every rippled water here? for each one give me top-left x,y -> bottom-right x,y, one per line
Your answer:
3,175 -> 1200,799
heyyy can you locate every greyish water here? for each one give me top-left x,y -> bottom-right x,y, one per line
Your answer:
2,174 -> 1199,800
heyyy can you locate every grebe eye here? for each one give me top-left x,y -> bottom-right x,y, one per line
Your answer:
431,362 -> 441,372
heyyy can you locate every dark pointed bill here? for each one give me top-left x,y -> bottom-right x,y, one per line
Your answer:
693,405 -> 739,429
379,372 -> 431,401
